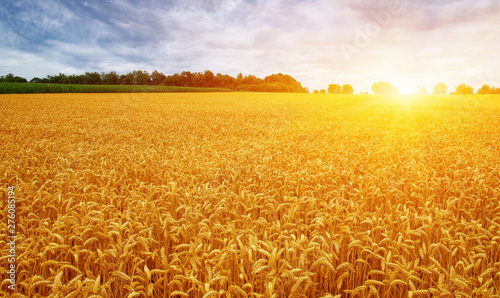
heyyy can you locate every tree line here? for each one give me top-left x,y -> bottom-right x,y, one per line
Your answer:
369,82 -> 500,95
0,73 -> 28,83
427,83 -> 500,95
3,72 -> 500,94
1,71 -> 308,93
315,82 -> 500,95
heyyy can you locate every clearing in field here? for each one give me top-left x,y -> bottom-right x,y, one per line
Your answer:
0,93 -> 499,297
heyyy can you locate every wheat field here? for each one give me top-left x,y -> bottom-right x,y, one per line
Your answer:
1,93 -> 499,297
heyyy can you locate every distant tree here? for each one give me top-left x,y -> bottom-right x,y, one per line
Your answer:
417,85 -> 428,95
120,73 -> 133,85
371,82 -> 399,94
58,73 -> 69,84
320,89 -> 326,94
261,82 -> 289,92
101,71 -> 120,85
1,73 -> 27,83
242,74 -> 263,86
313,90 -> 319,94
341,84 -> 354,94
134,70 -> 151,85
32,77 -> 49,83
327,84 -> 341,94
432,82 -> 447,95
179,71 -> 193,86
67,74 -> 85,84
47,73 -> 68,84
215,73 -> 236,89
83,72 -> 102,85
202,70 -> 215,87
119,70 -> 150,85
18,70 -> 308,92
304,87 -> 309,93
150,70 -> 166,85
365,92 -> 369,95
264,73 -> 307,92
236,73 -> 244,88
163,73 -> 183,86
454,84 -> 474,94
477,84 -> 492,94
1,73 -> 13,82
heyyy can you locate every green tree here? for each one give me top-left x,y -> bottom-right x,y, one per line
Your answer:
150,70 -> 166,85
371,82 -> 398,94
432,82 -> 447,95
134,70 -> 151,85
454,84 -> 474,94
47,73 -> 69,84
1,73 -> 28,83
163,73 -> 183,86
327,84 -> 341,94
68,74 -> 85,84
120,73 -> 134,85
101,72 -> 120,85
1,73 -> 14,82
83,72 -> 102,85
341,84 -> 354,94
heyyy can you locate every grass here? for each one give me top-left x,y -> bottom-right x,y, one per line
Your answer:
0,93 -> 499,297
0,82 -> 234,94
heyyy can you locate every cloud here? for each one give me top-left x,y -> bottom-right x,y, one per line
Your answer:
1,0 -> 499,91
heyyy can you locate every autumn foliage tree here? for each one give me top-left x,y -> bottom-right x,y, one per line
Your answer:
328,84 -> 341,94
432,83 -> 447,95
371,82 -> 398,94
453,84 -> 474,94
417,85 -> 428,95
328,84 -> 354,94
477,84 -> 492,94
341,84 -> 354,94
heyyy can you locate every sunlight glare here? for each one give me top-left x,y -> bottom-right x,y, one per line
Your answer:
397,83 -> 416,95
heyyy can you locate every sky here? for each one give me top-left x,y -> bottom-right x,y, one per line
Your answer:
1,0 -> 499,93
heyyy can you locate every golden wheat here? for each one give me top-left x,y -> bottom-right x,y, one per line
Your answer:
0,93 -> 499,296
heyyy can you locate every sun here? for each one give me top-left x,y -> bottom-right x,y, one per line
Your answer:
397,83 -> 416,95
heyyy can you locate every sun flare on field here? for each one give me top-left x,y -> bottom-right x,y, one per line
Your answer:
397,83 -> 416,95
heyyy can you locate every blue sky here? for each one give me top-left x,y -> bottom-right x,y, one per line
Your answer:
1,0 -> 499,93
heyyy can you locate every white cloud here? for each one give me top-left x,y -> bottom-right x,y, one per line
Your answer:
0,0 -> 499,91
0,47 -> 82,78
